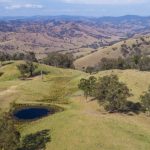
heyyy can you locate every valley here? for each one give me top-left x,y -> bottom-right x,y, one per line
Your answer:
1,15 -> 150,60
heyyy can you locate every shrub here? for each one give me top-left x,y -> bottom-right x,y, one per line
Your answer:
0,72 -> 3,77
18,130 -> 50,150
140,86 -> 150,115
0,114 -> 20,150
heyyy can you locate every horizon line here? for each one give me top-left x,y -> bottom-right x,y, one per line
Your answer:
0,14 -> 150,18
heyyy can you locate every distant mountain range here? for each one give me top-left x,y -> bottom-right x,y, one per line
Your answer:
1,15 -> 150,59
0,15 -> 150,21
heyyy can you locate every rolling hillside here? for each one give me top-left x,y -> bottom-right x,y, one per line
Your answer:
74,35 -> 150,69
0,61 -> 150,150
0,61 -> 85,110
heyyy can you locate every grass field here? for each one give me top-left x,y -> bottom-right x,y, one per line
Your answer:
0,61 -> 150,150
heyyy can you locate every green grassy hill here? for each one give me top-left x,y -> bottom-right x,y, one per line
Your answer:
0,61 -> 150,150
0,61 -> 86,110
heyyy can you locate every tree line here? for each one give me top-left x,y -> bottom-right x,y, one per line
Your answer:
85,55 -> 150,74
0,51 -> 74,69
79,74 -> 150,114
43,52 -> 74,69
0,51 -> 74,78
0,52 -> 25,64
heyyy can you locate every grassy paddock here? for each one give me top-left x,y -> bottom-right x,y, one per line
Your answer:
0,61 -> 150,150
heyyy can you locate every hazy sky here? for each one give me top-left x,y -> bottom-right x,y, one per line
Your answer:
0,0 -> 150,16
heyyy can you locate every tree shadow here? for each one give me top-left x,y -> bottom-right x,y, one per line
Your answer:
113,101 -> 143,115
88,97 -> 97,102
19,78 -> 33,81
125,101 -> 142,115
88,98 -> 143,115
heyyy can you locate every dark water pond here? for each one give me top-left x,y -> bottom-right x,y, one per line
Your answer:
13,107 -> 56,121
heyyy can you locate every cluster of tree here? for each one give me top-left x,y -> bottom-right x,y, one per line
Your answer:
17,51 -> 74,78
0,51 -> 38,66
79,74 -> 150,114
0,52 -> 26,65
0,51 -> 74,69
85,55 -> 150,73
98,57 -> 137,70
17,62 -> 37,78
0,51 -> 10,66
0,113 -> 50,150
43,52 -> 74,69
0,51 -> 11,63
17,52 -> 38,78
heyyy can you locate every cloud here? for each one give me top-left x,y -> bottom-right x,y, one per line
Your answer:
5,3 -> 43,9
0,0 -> 11,2
61,0 -> 148,5
0,0 -> 12,3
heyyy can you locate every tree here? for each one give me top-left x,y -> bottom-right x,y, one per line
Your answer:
140,86 -> 150,115
0,52 -> 11,67
26,61 -> 37,77
96,75 -> 131,112
139,56 -> 150,71
17,63 -> 29,78
132,55 -> 141,65
99,58 -> 116,70
78,78 -> 89,100
0,114 -> 20,150
25,52 -> 37,62
12,52 -> 25,60
43,52 -> 74,69
0,52 -> 5,66
88,76 -> 97,97
17,62 -> 37,78
86,66 -> 95,74
78,76 -> 97,101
